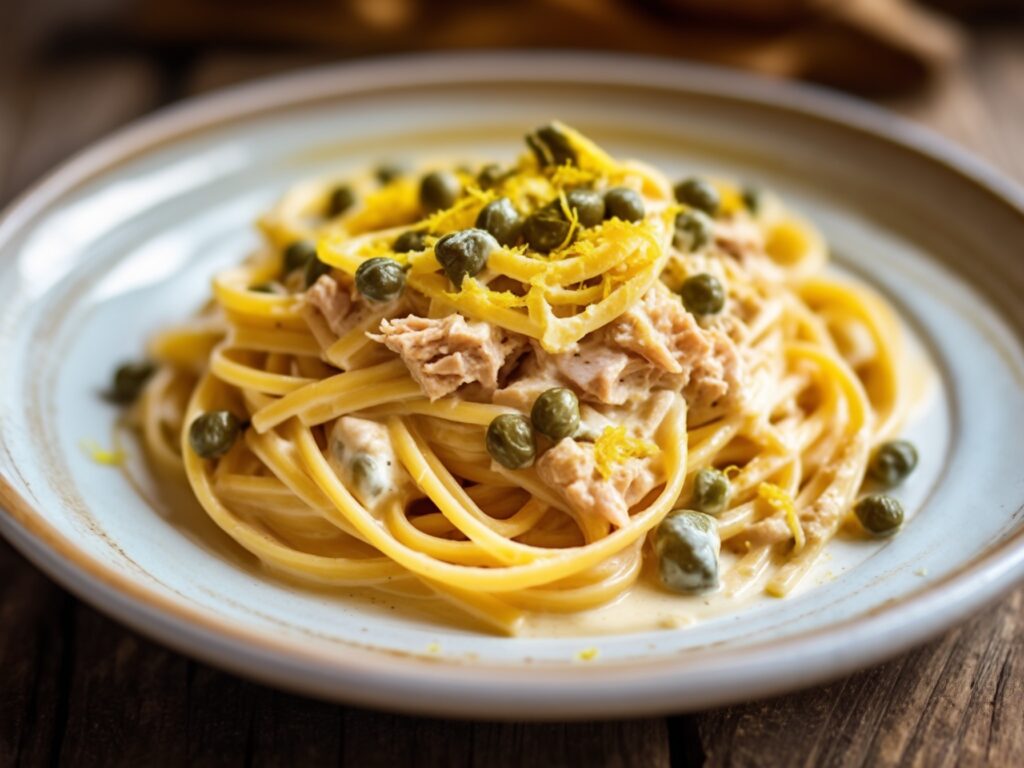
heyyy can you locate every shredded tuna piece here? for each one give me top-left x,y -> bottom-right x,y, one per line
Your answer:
370,314 -> 528,401
536,438 -> 659,528
304,275 -> 355,338
496,287 -> 743,421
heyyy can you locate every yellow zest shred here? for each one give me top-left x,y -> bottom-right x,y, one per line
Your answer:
445,277 -> 528,309
421,188 -> 494,235
551,163 -> 601,190
593,426 -> 658,480
80,438 -> 125,467
758,482 -> 805,552
575,647 -> 599,662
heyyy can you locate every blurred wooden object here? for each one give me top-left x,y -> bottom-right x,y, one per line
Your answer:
124,0 -> 964,94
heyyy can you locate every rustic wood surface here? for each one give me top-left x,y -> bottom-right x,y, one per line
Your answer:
1,14 -> 1023,768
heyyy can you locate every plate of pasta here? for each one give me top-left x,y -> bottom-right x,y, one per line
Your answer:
2,54 -> 1024,718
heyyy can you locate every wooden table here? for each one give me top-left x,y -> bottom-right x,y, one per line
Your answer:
2,22 -> 1023,768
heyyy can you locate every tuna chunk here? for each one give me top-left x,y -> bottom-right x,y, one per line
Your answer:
496,286 -> 743,421
304,275 -> 355,339
610,286 -> 711,373
535,438 -> 659,528
370,314 -> 528,400
327,416 -> 406,511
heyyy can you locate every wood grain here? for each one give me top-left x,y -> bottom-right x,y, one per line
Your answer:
0,23 -> 1023,768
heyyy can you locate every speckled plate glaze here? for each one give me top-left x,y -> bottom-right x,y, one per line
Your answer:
2,54 -> 1024,719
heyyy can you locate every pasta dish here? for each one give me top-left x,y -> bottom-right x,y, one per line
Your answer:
117,124 -> 919,635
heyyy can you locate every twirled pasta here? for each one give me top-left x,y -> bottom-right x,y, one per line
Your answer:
135,124 -> 911,635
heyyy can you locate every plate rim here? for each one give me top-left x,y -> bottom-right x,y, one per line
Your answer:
2,51 -> 1024,718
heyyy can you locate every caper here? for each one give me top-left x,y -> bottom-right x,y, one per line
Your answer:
477,163 -> 506,189
475,197 -> 522,246
188,410 -> 242,459
603,187 -> 645,223
680,273 -> 725,316
354,257 -> 406,303
434,228 -> 498,287
303,255 -> 332,288
522,209 -> 573,253
741,186 -> 762,214
566,189 -> 605,228
655,509 -> 720,594
350,452 -> 387,499
375,162 -> 405,185
107,361 -> 156,405
673,210 -> 713,252
393,230 -> 429,254
486,413 -> 536,469
531,387 -> 580,441
854,494 -> 904,537
692,468 -> 730,515
526,124 -> 575,167
420,170 -> 461,213
283,240 -> 317,274
868,440 -> 918,487
674,177 -> 720,215
326,184 -> 356,218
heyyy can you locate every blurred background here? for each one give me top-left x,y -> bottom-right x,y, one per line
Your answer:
1,1 -> 1022,196
0,0 -> 1016,199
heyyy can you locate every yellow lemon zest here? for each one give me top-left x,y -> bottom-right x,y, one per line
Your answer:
593,426 -> 658,480
445,277 -> 528,309
80,438 -> 125,467
758,482 -> 805,552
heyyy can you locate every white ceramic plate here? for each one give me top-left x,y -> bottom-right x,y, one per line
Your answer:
2,54 -> 1024,719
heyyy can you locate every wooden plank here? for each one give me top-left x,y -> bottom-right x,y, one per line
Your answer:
56,606 -> 190,767
340,710 -> 671,768
0,541 -> 69,766
0,53 -> 163,203
693,587 -> 1024,767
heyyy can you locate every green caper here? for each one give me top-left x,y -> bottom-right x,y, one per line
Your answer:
326,184 -> 356,218
283,240 -> 317,274
350,452 -> 387,498
434,228 -> 498,287
522,209 -> 573,253
674,177 -> 720,215
303,255 -> 332,288
692,468 -> 730,515
393,230 -> 429,254
420,170 -> 461,213
486,414 -> 536,469
680,273 -> 725,316
655,509 -> 720,593
566,189 -> 605,228
475,197 -> 522,246
673,210 -> 713,252
741,186 -> 762,214
526,124 -> 576,167
355,257 -> 406,302
603,187 -> 645,222
531,387 -> 580,441
375,162 -> 405,185
107,361 -> 156,405
854,494 -> 904,537
477,163 -> 506,189
868,440 -> 918,487
188,410 -> 242,459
